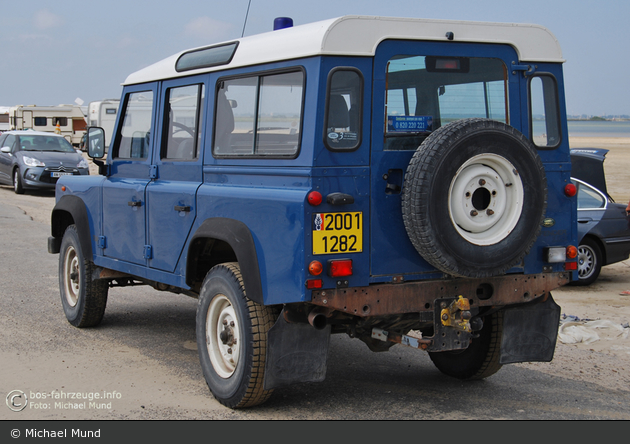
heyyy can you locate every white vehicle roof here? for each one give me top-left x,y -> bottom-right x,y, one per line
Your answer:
124,15 -> 564,86
3,129 -> 68,138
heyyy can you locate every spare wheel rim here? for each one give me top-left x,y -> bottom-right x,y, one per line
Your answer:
448,153 -> 524,246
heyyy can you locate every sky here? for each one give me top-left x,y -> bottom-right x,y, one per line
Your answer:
1,0 -> 628,116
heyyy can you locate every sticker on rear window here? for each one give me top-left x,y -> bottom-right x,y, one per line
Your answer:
387,115 -> 433,133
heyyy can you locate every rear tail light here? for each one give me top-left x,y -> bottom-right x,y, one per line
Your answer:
307,191 -> 323,206
564,183 -> 577,197
564,262 -> 578,271
328,259 -> 352,277
306,279 -> 323,289
544,247 -> 566,263
566,245 -> 578,259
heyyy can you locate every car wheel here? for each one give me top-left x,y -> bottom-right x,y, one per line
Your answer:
575,237 -> 602,286
402,118 -> 547,278
196,262 -> 278,408
59,225 -> 109,327
428,311 -> 503,380
13,169 -> 24,194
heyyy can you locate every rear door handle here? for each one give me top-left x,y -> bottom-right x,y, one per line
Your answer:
174,205 -> 191,212
128,201 -> 142,207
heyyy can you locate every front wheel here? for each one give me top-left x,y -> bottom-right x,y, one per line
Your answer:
13,169 -> 24,194
196,263 -> 278,408
429,311 -> 503,380
59,225 -> 109,327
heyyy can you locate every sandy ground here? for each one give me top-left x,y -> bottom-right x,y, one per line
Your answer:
516,136 -> 630,393
6,137 -> 630,401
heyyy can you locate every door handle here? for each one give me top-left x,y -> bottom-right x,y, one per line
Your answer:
128,201 -> 142,207
174,205 -> 191,212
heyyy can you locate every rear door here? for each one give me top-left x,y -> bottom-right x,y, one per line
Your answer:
370,40 -> 522,278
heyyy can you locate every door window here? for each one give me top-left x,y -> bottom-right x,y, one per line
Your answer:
161,84 -> 205,161
114,91 -> 154,159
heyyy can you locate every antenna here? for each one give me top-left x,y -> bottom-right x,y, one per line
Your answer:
241,0 -> 252,38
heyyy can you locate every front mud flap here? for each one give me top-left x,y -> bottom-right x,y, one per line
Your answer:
263,312 -> 331,390
499,293 -> 561,364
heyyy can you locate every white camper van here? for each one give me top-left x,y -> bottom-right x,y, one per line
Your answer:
86,100 -> 120,150
9,104 -> 87,146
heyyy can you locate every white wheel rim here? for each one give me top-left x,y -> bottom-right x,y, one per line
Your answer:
577,245 -> 596,279
63,245 -> 80,307
448,153 -> 524,246
206,294 -> 240,379
13,171 -> 19,192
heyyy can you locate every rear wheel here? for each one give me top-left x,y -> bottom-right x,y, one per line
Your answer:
574,237 -> 602,286
196,262 -> 278,408
429,311 -> 503,380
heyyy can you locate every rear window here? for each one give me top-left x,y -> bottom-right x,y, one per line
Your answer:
384,55 -> 508,150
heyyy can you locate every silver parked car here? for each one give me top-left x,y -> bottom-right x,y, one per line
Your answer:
0,130 -> 89,194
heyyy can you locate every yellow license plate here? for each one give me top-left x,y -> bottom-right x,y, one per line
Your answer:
312,212 -> 362,255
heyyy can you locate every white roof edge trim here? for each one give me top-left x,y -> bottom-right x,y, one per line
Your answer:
123,15 -> 564,86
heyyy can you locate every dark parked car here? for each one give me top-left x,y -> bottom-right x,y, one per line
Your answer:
0,130 -> 89,194
570,148 -> 630,285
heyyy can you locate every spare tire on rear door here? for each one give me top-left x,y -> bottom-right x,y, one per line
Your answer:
402,118 -> 547,278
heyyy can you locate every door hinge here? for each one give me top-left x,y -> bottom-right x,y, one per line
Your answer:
98,236 -> 107,249
143,245 -> 153,259
150,165 -> 158,179
511,61 -> 536,76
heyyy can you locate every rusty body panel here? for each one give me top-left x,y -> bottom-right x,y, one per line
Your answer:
310,272 -> 570,317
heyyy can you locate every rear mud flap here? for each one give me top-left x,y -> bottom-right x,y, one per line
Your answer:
499,293 -> 561,364
264,312 -> 331,390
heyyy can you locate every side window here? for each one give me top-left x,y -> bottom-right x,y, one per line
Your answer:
574,180 -> 606,209
2,135 -> 16,152
162,84 -> 205,161
530,75 -> 561,148
213,70 -> 304,158
52,117 -> 68,127
324,68 -> 363,151
115,91 -> 154,160
34,117 -> 47,126
384,56 -> 508,150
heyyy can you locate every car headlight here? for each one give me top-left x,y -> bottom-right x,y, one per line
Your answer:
23,156 -> 45,167
77,158 -> 89,169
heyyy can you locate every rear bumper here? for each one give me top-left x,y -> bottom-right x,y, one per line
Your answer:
310,272 -> 571,317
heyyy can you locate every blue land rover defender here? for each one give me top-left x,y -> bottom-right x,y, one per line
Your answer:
48,16 -> 578,408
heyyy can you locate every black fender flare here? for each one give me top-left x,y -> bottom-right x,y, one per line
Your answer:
187,218 -> 263,305
50,195 -> 93,260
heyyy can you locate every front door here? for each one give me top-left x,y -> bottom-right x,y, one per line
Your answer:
102,87 -> 157,266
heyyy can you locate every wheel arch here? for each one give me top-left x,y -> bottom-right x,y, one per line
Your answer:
186,218 -> 263,305
51,195 -> 93,260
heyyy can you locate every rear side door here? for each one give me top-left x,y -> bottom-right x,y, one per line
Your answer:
101,86 -> 157,266
146,77 -> 206,272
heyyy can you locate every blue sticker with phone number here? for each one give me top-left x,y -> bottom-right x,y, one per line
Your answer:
387,115 -> 433,132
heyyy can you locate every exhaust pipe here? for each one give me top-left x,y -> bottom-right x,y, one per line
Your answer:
308,307 -> 331,330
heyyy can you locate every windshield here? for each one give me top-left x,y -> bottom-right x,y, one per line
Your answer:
18,135 -> 76,153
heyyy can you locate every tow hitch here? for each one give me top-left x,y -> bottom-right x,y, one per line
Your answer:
371,296 -> 475,352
